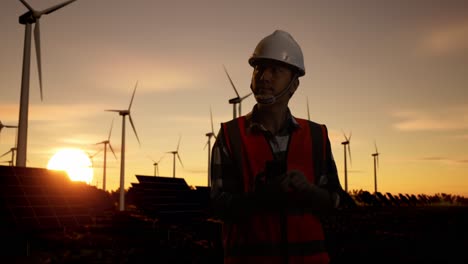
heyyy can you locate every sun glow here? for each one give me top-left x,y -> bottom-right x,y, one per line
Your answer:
47,148 -> 93,184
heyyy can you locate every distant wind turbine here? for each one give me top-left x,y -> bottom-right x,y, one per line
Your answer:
341,130 -> 352,192
86,149 -> 101,166
166,135 -> 183,178
95,118 -> 117,191
15,0 -> 77,167
0,121 -> 18,145
148,154 -> 165,176
204,106 -> 217,187
372,141 -> 380,193
223,65 -> 252,119
106,81 -> 141,211
1,147 -> 17,167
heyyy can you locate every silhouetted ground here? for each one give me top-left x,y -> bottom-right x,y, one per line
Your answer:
3,166 -> 467,263
3,204 -> 468,264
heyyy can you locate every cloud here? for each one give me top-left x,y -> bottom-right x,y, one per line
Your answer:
89,51 -> 208,93
1,103 -> 111,122
420,19 -> 468,56
420,156 -> 468,165
31,103 -> 108,122
391,105 -> 468,131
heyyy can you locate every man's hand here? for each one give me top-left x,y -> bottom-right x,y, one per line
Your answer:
254,171 -> 290,194
288,170 -> 314,193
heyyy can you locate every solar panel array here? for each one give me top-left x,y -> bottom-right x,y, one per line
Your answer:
0,165 -> 112,234
128,175 -> 211,223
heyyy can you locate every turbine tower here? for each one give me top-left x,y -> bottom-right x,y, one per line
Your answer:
16,0 -> 77,167
0,121 -> 18,145
204,106 -> 217,187
341,131 -> 352,192
95,118 -> 117,191
167,135 -> 183,178
106,81 -> 141,211
223,65 -> 252,119
372,141 -> 380,193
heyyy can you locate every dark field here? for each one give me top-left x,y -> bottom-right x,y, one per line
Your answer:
4,199 -> 468,263
1,166 -> 468,263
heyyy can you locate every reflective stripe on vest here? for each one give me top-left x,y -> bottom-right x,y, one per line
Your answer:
221,116 -> 330,264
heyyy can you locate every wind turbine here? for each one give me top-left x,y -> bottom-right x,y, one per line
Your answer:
148,154 -> 165,176
372,141 -> 380,193
1,147 -> 17,167
166,135 -> 183,178
0,121 -> 18,145
15,0 -> 77,167
204,106 -> 217,187
105,81 -> 141,211
223,65 -> 252,119
341,131 -> 352,192
86,149 -> 101,167
95,118 -> 117,191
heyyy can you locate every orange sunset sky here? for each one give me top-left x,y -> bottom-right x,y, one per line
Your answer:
1,0 -> 467,197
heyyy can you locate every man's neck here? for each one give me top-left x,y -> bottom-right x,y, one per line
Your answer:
255,103 -> 289,135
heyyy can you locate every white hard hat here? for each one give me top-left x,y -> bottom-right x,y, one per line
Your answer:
248,30 -> 305,77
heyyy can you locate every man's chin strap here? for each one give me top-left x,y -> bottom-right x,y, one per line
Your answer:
253,74 -> 298,105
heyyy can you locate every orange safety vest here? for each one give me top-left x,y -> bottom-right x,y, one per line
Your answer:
221,116 -> 330,264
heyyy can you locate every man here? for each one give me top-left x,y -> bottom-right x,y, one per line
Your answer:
211,29 -> 350,264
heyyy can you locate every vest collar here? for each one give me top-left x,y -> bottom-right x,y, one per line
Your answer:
244,104 -> 300,136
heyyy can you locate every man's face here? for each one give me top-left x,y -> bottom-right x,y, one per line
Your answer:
251,60 -> 295,100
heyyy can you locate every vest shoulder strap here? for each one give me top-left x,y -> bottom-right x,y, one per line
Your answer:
306,120 -> 328,183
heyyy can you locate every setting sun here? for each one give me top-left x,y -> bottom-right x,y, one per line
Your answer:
47,148 -> 94,184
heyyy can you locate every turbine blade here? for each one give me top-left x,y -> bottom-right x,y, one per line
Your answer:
0,149 -> 11,159
41,0 -> 76,15
128,115 -> 141,146
238,102 -> 242,117
376,155 -> 379,169
176,135 -> 181,151
105,109 -> 122,113
147,154 -> 155,163
20,0 -> 34,12
341,129 -> 347,141
108,118 -> 114,140
34,20 -> 43,101
128,81 -> 138,110
210,106 -> 214,133
223,64 -> 240,98
240,92 -> 252,101
177,153 -> 184,168
203,140 -> 208,150
348,144 -> 352,166
108,143 -> 117,160
348,131 -> 352,142
306,96 -> 310,121
90,149 -> 102,158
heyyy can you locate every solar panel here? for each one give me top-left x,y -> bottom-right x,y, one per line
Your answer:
128,175 -> 210,223
0,165 -> 113,234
